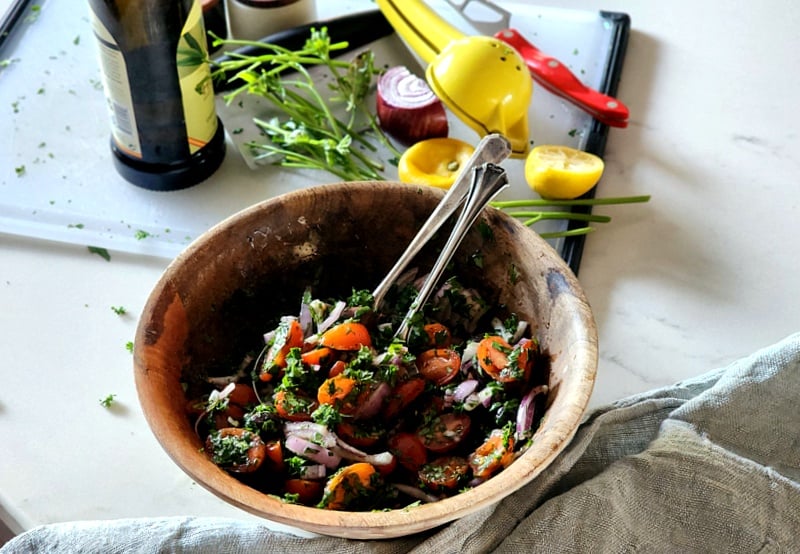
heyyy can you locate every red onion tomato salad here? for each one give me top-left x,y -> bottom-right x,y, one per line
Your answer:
188,272 -> 549,511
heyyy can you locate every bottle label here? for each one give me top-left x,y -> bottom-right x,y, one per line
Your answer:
177,1 -> 219,154
89,9 -> 142,159
89,1 -> 218,158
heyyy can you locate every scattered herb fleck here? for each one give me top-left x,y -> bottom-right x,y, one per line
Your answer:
26,5 -> 41,23
568,129 -> 578,137
111,306 -> 127,315
15,165 -> 25,176
100,394 -> 117,408
125,341 -> 134,353
73,35 -> 80,45
134,229 -> 151,240
68,223 -> 85,229
88,246 -> 111,261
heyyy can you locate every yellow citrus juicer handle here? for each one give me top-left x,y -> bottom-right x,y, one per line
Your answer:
375,0 -> 465,63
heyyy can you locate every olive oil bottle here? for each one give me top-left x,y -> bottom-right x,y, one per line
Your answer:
88,0 -> 226,190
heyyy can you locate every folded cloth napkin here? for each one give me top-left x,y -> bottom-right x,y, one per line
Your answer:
4,332 -> 799,554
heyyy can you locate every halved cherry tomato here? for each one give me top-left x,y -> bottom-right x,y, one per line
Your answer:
416,348 -> 461,386
383,377 -> 426,420
476,335 -> 531,383
300,346 -> 334,367
265,319 -> 304,369
263,439 -> 285,471
468,428 -> 516,479
212,403 -> 245,430
388,432 -> 428,472
317,374 -> 360,415
204,428 -> 266,474
423,322 -> 452,348
327,360 -> 347,378
419,456 -> 470,491
273,389 -> 316,422
319,322 -> 372,351
375,455 -> 397,477
318,462 -> 380,510
335,421 -> 384,448
418,413 -> 471,453
227,383 -> 258,408
285,478 -> 324,506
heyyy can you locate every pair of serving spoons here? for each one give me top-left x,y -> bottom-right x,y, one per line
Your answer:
372,134 -> 512,339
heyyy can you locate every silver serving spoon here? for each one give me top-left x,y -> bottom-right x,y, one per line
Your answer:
394,162 -> 509,340
372,133 -> 511,311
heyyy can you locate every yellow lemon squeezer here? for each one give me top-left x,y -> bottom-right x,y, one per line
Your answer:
377,0 -> 533,157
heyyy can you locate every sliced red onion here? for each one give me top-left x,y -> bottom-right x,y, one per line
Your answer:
467,476 -> 486,488
460,341 -> 479,372
376,65 -> 448,146
316,300 -> 346,335
298,463 -> 327,480
392,483 -> 439,503
354,382 -> 391,420
452,379 -> 479,402
298,299 -> 314,337
395,267 -> 418,288
332,438 -> 394,467
515,385 -> 549,441
283,421 -> 336,448
463,385 -> 496,411
510,320 -> 530,345
284,435 -> 341,468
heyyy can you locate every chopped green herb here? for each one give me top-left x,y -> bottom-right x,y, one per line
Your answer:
134,229 -> 151,240
88,246 -> 111,261
111,306 -> 127,315
26,5 -> 41,23
73,35 -> 80,45
125,341 -> 134,353
212,28 -> 402,181
100,394 -> 117,408
14,165 -> 25,176
568,128 -> 578,137
68,223 -> 84,229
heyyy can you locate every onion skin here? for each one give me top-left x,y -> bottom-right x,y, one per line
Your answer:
377,66 -> 448,146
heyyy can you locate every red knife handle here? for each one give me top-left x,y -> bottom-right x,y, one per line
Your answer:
496,29 -> 629,127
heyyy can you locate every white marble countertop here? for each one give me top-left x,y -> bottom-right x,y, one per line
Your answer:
1,0 -> 799,538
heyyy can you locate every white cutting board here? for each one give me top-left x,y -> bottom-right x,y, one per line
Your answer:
0,0 -> 625,259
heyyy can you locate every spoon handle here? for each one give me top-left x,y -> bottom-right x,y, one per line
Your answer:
372,134 -> 511,310
395,163 -> 509,340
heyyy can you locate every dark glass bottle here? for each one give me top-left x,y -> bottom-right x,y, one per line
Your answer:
88,0 -> 226,191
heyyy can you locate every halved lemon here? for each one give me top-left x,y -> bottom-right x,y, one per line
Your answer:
524,145 -> 605,199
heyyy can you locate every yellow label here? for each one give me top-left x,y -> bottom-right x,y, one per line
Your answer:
177,1 -> 218,154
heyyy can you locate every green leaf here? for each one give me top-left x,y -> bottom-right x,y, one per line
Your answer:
88,246 -> 111,261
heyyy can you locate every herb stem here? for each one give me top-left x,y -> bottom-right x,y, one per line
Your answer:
491,194 -> 651,209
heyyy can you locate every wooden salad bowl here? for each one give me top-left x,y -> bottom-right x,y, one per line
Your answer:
133,181 -> 598,539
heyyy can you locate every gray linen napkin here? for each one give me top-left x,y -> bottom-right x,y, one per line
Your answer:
4,332 -> 799,554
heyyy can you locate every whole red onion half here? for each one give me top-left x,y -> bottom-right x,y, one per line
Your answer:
376,65 -> 448,146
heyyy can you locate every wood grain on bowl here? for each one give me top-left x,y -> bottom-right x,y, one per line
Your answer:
134,181 -> 597,539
